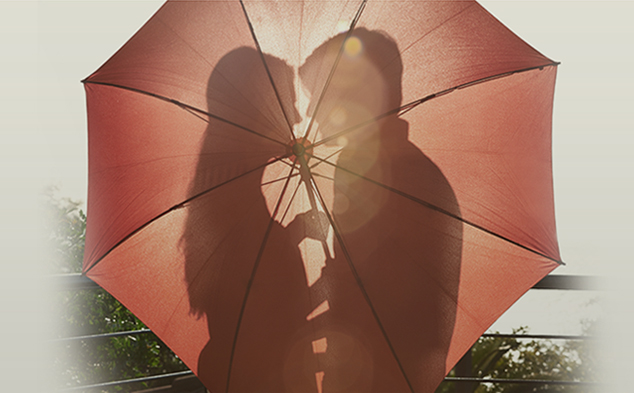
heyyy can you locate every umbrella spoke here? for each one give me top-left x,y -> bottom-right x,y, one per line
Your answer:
309,153 -> 564,266
278,168 -> 303,224
309,102 -> 409,149
310,147 -> 344,170
301,0 -> 368,143
296,2 -> 305,112
226,163 -> 296,391
309,62 -> 560,150
81,80 -> 287,147
239,0 -> 297,142
261,171 -> 300,187
309,172 -> 335,182
84,156 -> 288,274
305,163 -> 415,393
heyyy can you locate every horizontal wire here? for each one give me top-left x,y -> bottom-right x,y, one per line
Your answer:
481,332 -> 595,341
443,377 -> 600,386
55,364 -> 601,391
51,329 -> 152,343
55,370 -> 193,392
53,273 -> 599,292
56,372 -> 600,392
52,328 -> 594,344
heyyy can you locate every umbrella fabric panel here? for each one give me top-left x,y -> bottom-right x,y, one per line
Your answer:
355,0 -> 553,105
296,26 -> 559,261
325,155 -> 462,392
88,160 -> 557,393
86,0 -> 555,145
240,0 -> 365,122
297,1 -> 554,135
86,163 -> 411,392
444,224 -> 559,371
403,66 -> 560,260
85,1 -> 295,143
226,221 -> 412,393
88,168 -> 277,382
86,206 -> 212,374
320,161 -> 558,390
86,1 -> 245,116
83,83 -> 286,270
241,0 -> 365,70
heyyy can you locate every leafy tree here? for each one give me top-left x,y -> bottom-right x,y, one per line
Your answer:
436,326 -> 598,393
45,187 -> 85,275
46,190 -> 187,392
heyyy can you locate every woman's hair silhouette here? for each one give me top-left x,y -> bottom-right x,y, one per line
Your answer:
182,48 -> 316,392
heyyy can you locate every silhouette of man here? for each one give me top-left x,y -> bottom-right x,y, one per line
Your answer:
300,28 -> 463,392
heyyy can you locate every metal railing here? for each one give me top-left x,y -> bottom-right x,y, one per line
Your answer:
53,273 -> 606,292
54,274 -> 603,392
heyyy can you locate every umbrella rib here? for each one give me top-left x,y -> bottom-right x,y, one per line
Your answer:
310,62 -> 560,149
261,171 -> 300,187
279,168 -> 303,224
306,166 -> 416,393
310,172 -> 335,182
81,80 -> 287,147
297,2 -> 305,112
301,0 -> 368,143
225,164 -> 296,392
239,0 -> 296,141
309,153 -> 564,265
310,147 -> 344,170
83,156 -> 288,274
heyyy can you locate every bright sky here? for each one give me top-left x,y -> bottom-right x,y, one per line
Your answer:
1,1 -> 633,391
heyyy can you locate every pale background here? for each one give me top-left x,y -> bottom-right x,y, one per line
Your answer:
1,0 -> 632,391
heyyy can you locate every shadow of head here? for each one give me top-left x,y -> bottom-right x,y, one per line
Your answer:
299,28 -> 403,144
207,46 -> 301,140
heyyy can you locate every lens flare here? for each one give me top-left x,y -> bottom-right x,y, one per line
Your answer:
344,36 -> 362,58
329,106 -> 348,126
337,135 -> 348,147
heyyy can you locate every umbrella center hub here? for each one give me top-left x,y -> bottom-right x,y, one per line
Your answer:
292,143 -> 305,156
287,137 -> 313,161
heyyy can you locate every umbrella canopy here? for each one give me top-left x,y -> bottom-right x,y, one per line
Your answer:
82,1 -> 561,392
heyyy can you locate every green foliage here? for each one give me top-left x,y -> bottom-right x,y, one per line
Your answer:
436,326 -> 597,393
44,188 -> 85,274
47,190 -> 187,392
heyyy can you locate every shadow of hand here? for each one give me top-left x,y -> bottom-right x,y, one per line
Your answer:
289,210 -> 329,243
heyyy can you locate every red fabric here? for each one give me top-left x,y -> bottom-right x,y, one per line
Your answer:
83,1 -> 560,392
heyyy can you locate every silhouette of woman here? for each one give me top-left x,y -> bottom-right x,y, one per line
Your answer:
182,48 -> 324,392
300,29 -> 463,392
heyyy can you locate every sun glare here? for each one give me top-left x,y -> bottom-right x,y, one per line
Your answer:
344,36 -> 363,57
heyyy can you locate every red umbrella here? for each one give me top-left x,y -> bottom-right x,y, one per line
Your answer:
82,1 -> 561,392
